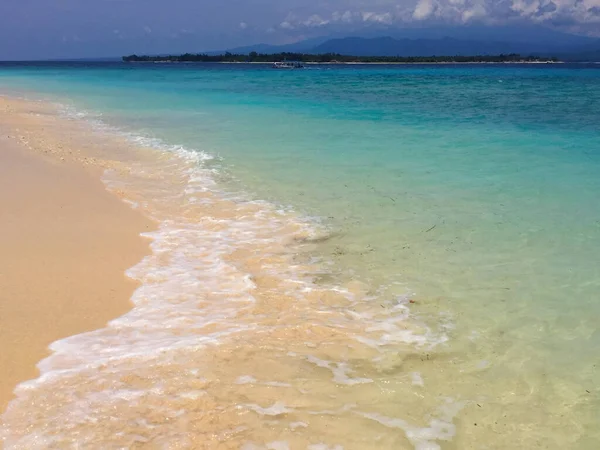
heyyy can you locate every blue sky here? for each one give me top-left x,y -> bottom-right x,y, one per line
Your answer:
1,0 -> 599,59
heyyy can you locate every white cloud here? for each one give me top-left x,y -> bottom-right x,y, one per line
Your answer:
413,0 -> 437,19
462,4 -> 487,22
505,0 -> 600,25
268,0 -> 600,37
510,0 -> 543,16
361,11 -> 394,24
326,0 -> 598,25
303,14 -> 329,26
331,10 -> 355,23
239,21 -> 248,29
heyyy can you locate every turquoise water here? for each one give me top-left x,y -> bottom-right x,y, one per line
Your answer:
1,62 -> 600,448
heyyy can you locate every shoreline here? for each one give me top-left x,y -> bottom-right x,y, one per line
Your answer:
0,96 -> 154,412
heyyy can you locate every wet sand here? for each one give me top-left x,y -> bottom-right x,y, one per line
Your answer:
0,103 -> 153,412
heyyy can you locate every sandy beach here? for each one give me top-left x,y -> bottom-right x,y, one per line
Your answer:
0,98 -> 153,412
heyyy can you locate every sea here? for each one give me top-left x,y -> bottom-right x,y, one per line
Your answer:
0,62 -> 599,449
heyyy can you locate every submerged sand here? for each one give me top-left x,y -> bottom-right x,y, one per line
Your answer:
0,98 -> 153,411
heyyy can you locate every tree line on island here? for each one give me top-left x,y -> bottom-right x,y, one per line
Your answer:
122,52 -> 558,64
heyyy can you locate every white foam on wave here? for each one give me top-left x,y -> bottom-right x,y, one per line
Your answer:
351,299 -> 448,351
306,355 -> 373,385
236,375 -> 258,385
3,104 -> 307,423
58,102 -> 217,169
236,376 -> 293,388
243,402 -> 292,417
357,398 -> 465,450
290,421 -> 309,430
26,212 -> 262,382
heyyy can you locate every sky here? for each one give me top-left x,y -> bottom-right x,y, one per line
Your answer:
1,0 -> 599,59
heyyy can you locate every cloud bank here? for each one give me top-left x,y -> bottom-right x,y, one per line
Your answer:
271,0 -> 600,33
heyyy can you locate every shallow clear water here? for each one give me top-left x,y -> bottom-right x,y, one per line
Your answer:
1,62 -> 599,449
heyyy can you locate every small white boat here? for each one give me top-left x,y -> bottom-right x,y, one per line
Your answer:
272,61 -> 304,69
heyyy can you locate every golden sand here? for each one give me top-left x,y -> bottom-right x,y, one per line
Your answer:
0,99 -> 153,412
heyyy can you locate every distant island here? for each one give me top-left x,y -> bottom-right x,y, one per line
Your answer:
122,52 -> 559,64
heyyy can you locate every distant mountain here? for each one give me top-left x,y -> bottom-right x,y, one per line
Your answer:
311,36 -> 600,58
221,37 -> 328,56
217,25 -> 600,61
312,36 -> 513,56
383,24 -> 597,49
559,48 -> 600,62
